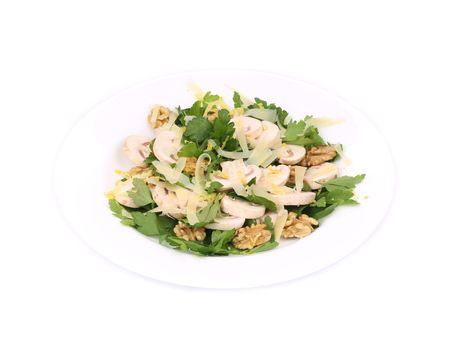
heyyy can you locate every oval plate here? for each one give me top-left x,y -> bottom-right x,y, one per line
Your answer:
54,70 -> 395,289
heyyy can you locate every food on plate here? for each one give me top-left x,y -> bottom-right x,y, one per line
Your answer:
107,89 -> 365,256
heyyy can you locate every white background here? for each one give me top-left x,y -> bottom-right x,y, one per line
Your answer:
1,0 -> 448,349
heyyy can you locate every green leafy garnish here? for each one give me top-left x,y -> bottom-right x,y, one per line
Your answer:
203,91 -> 220,103
233,91 -> 243,108
193,196 -> 221,227
283,116 -> 325,147
178,142 -> 200,157
246,194 -> 277,212
205,181 -> 223,194
210,110 -> 235,146
184,117 -> 213,143
127,178 -> 153,207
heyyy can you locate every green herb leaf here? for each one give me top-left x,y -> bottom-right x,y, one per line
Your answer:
205,181 -> 223,194
210,109 -> 235,145
189,100 -> 205,117
324,174 -> 366,191
246,194 -> 277,212
211,229 -> 235,248
203,91 -> 220,103
193,196 -> 221,227
283,117 -> 325,147
131,211 -> 159,236
184,117 -> 213,143
178,142 -> 200,157
233,91 -> 243,108
127,178 -> 153,207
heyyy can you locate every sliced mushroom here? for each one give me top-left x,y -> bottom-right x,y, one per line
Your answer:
258,165 -> 290,187
271,191 -> 316,206
221,195 -> 266,219
150,185 -> 194,219
211,160 -> 262,190
304,162 -> 339,190
279,145 -> 306,165
249,121 -> 281,148
153,130 -> 181,164
114,178 -> 138,208
123,135 -> 153,166
242,117 -> 263,139
205,216 -> 245,230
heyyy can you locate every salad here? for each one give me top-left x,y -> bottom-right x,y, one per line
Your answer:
107,88 -> 365,256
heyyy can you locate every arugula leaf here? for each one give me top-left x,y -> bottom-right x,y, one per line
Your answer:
205,181 -> 223,194
223,138 -> 240,151
246,177 -> 257,186
163,236 -> 214,256
324,174 -> 366,191
247,241 -> 279,253
193,196 -> 221,227
127,178 -> 153,207
305,203 -> 339,220
211,229 -> 235,248
157,215 -> 178,235
184,117 -> 213,143
233,91 -> 243,108
246,194 -> 277,212
109,199 -> 135,226
178,142 -> 200,157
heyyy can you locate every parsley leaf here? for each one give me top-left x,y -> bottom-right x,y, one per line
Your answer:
246,194 -> 277,212
203,91 -> 220,103
233,91 -> 243,108
127,178 -> 153,207
210,109 -> 235,145
131,211 -> 177,236
178,142 -> 200,157
211,229 -> 235,248
283,117 -> 325,147
205,181 -> 223,194
108,199 -> 135,226
184,117 -> 213,143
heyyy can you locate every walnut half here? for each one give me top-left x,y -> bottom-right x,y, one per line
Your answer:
174,222 -> 206,241
282,212 -> 319,239
183,157 -> 197,176
148,105 -> 171,129
299,145 -> 337,167
232,224 -> 272,249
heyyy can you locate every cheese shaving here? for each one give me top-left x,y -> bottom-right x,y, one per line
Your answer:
294,166 -> 306,191
273,209 -> 288,241
243,108 -> 277,122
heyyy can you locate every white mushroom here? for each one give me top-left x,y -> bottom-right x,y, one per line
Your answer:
113,178 -> 139,208
123,135 -> 153,166
150,185 -> 200,219
279,145 -> 306,165
153,130 -> 181,164
211,160 -> 262,190
249,121 -> 281,148
242,117 -> 263,140
271,191 -> 316,206
258,165 -> 290,187
205,216 -> 245,230
221,195 -> 266,219
304,162 -> 339,190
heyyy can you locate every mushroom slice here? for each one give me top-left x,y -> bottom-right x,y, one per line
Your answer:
242,117 -> 263,140
304,162 -> 339,190
221,195 -> 266,219
114,178 -> 139,208
250,121 -> 281,148
205,216 -> 245,230
150,185 -> 186,219
153,130 -> 181,164
123,135 -> 153,166
279,145 -> 306,165
271,191 -> 316,206
210,160 -> 262,190
258,165 -> 290,187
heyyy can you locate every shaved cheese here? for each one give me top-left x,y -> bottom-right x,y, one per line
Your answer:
306,117 -> 344,127
333,143 -> 352,166
186,196 -> 199,225
243,108 -> 277,122
294,166 -> 306,191
146,177 -> 176,190
193,154 -> 211,195
231,182 -> 247,197
155,110 -> 178,134
260,148 -> 281,168
208,139 -> 251,159
233,116 -> 249,153
273,209 -> 288,241
247,142 -> 271,166
187,81 -> 204,100
152,160 -> 182,184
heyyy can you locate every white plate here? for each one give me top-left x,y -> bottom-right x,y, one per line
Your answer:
54,70 -> 395,289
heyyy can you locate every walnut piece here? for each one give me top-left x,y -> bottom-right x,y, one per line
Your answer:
282,212 -> 319,238
232,224 -> 272,249
288,165 -> 296,183
174,222 -> 206,241
207,107 -> 219,122
148,105 -> 171,128
183,157 -> 197,176
299,145 -> 337,166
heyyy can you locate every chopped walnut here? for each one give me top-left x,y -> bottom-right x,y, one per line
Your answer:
173,222 -> 206,241
207,107 -> 219,122
232,224 -> 272,249
183,157 -> 197,176
282,212 -> 319,239
148,105 -> 171,128
128,165 -> 149,177
299,145 -> 337,167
